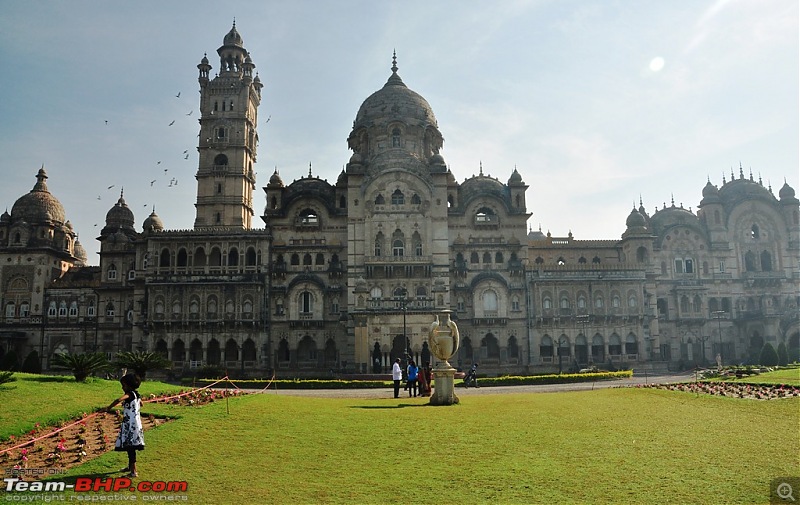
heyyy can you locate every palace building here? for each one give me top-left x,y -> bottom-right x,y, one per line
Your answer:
1,25 -> 798,376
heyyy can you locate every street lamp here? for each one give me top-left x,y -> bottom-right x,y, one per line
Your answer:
711,310 -> 726,367
399,287 -> 410,363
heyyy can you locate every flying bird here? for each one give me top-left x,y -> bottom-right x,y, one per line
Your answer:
186,110 -> 193,116
150,180 -> 156,186
97,196 -> 101,200
183,150 -> 188,154
104,120 -> 108,125
184,154 -> 189,159
107,185 -> 115,190
164,168 -> 168,174
175,92 -> 181,98
157,161 -> 161,165
168,120 -> 175,126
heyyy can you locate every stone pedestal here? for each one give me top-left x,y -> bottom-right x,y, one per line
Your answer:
429,365 -> 459,406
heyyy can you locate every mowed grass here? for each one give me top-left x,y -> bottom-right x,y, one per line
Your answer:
0,373 -> 184,440
40,385 -> 799,505
733,367 -> 800,385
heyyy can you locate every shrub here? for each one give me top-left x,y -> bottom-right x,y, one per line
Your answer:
0,370 -> 15,386
51,352 -> 110,382
758,343 -> 779,367
114,351 -> 171,380
196,365 -> 225,379
776,342 -> 788,366
21,350 -> 42,373
0,350 -> 19,371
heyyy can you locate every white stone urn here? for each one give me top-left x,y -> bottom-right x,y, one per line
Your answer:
428,312 -> 460,368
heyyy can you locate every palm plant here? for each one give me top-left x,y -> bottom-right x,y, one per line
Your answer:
51,352 -> 110,382
0,371 -> 15,386
113,351 -> 171,380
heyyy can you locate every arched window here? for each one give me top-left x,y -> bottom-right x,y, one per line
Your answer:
316,253 -> 325,265
228,248 -> 239,267
612,295 -> 621,308
495,252 -> 504,263
290,253 -> 300,266
177,249 -> 188,267
243,300 -> 253,313
5,303 -> 15,318
680,295 -> 689,313
595,296 -> 604,309
107,264 -> 117,280
246,247 -> 257,266
628,294 -> 637,308
392,128 -> 401,148
391,189 -> 404,205
744,251 -> 756,272
370,287 -> 382,299
543,297 -> 552,310
693,295 -> 702,313
194,247 -> 206,267
69,301 -> 78,317
48,301 -> 57,317
375,194 -> 385,205
106,302 -> 115,317
760,250 -> 772,272
560,296 -> 570,309
209,247 -> 222,266
577,296 -> 586,309
415,242 -> 423,256
392,239 -> 404,257
214,154 -> 228,166
411,194 -> 421,204
303,253 -> 312,265
374,233 -> 384,256
511,296 -> 520,311
540,335 -> 553,357
750,224 -> 760,239
483,252 -> 491,263
470,252 -> 479,264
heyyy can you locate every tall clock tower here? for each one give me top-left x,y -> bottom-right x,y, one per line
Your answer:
194,23 -> 262,229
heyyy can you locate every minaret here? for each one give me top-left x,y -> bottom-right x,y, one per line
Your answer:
194,22 -> 262,229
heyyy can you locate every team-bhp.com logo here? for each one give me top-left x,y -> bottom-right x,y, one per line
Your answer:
4,476 -> 188,493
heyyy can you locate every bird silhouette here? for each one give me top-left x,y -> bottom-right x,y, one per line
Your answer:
164,169 -> 168,174
157,161 -> 161,165
150,180 -> 156,186
183,150 -> 188,154
107,185 -> 115,190
186,110 -> 193,116
175,92 -> 181,98
184,154 -> 189,159
168,120 -> 175,126
104,120 -> 108,125
97,196 -> 101,200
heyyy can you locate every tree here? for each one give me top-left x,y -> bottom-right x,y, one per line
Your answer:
776,342 -> 788,366
21,350 -> 42,373
114,351 -> 171,380
0,350 -> 19,371
51,352 -> 110,382
758,343 -> 779,367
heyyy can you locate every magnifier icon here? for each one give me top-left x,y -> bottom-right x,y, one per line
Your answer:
778,482 -> 795,502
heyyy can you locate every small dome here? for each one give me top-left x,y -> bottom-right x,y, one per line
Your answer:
223,24 -> 243,47
779,182 -> 796,200
446,169 -> 456,185
348,152 -> 363,165
105,192 -> 135,230
65,220 -> 73,230
429,153 -> 446,166
73,239 -> 88,265
0,210 -> 10,224
11,168 -> 67,225
142,209 -> 164,232
201,54 -> 209,65
508,168 -> 523,185
336,170 -> 347,186
626,207 -> 647,228
702,180 -> 719,198
268,169 -> 284,187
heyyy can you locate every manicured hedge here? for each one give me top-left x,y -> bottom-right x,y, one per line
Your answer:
471,370 -> 633,387
187,370 -> 632,389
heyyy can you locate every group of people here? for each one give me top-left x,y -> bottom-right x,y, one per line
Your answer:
391,358 -> 433,398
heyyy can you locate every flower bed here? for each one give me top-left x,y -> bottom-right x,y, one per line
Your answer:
632,381 -> 800,400
0,388 -> 246,480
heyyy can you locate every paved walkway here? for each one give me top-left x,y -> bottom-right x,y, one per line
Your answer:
253,371 -> 696,399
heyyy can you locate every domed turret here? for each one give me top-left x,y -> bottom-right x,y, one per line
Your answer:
779,181 -> 796,200
626,206 -> 647,229
700,180 -> 721,206
11,167 -> 67,225
268,169 -> 284,188
142,209 -> 164,233
73,239 -> 88,265
508,168 -> 523,185
223,22 -> 243,47
104,191 -> 135,231
0,210 -> 10,224
336,169 -> 347,187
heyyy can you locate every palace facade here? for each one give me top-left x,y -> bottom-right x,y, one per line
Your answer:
1,25 -> 798,377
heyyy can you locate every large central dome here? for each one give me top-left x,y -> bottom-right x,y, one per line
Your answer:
353,55 -> 438,131
11,167 -> 66,225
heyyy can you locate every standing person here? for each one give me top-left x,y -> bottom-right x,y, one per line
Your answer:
391,358 -> 403,398
107,373 -> 145,478
407,360 -> 419,397
418,362 -> 432,397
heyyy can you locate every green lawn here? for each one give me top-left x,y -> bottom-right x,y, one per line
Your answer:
0,373 -> 184,440
2,376 -> 798,504
732,367 -> 800,385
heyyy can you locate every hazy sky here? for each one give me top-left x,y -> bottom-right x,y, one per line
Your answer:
0,1 -> 797,261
